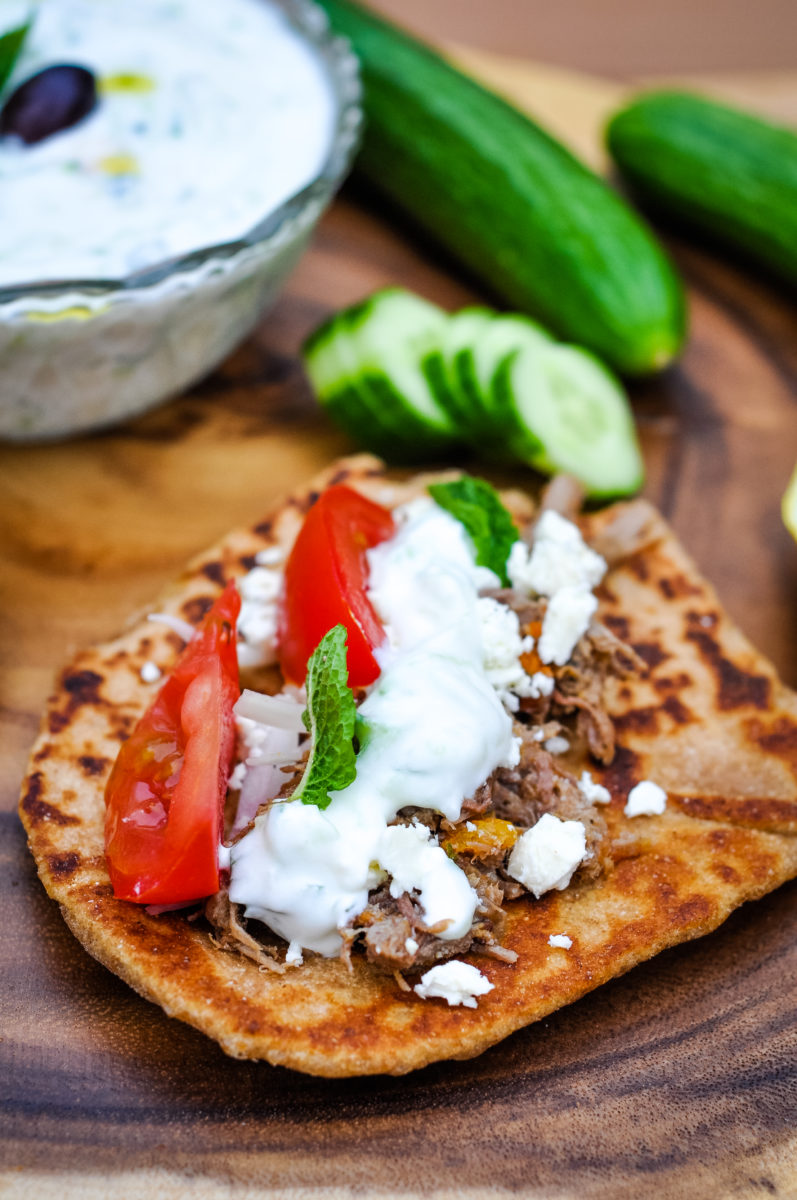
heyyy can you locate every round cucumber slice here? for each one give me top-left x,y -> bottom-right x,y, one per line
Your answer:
304,312 -> 403,454
463,313 -> 554,411
345,288 -> 456,440
495,343 -> 644,497
422,307 -> 495,430
453,313 -> 555,455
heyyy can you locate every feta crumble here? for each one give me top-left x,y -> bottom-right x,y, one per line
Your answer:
405,937 -> 419,954
285,941 -> 304,966
625,780 -> 668,817
477,596 -> 536,711
255,546 -> 285,566
578,771 -> 611,806
413,960 -> 494,1008
237,566 -> 282,668
508,511 -> 606,597
544,736 -> 569,755
538,587 -> 598,667
548,934 -> 573,950
139,660 -> 162,684
507,813 -> 587,898
228,761 -> 248,791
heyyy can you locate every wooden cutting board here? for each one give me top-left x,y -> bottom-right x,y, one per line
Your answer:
2,54 -> 797,1199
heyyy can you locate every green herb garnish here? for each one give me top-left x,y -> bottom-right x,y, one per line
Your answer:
0,17 -> 33,94
428,475 -> 518,587
292,625 -> 357,811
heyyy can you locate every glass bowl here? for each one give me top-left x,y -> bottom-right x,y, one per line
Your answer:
0,0 -> 361,442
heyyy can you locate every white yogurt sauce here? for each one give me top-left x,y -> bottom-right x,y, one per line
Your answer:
0,0 -> 335,285
229,498 -> 518,957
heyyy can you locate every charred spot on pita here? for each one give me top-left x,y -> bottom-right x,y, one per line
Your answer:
631,641 -> 669,670
62,668 -> 104,706
686,628 -> 771,711
21,772 -> 80,827
200,560 -> 227,586
78,754 -> 109,777
47,851 -> 82,879
182,596 -> 214,625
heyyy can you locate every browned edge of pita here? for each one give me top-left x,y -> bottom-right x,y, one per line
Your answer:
18,455 -> 797,1077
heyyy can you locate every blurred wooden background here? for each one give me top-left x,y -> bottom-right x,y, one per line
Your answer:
368,0 -> 797,76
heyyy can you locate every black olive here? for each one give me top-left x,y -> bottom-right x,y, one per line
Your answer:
0,64 -> 97,145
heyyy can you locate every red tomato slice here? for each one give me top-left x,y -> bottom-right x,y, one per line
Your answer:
278,485 -> 396,687
104,582 -> 241,904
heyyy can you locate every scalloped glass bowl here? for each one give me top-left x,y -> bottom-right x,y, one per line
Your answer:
0,0 -> 361,442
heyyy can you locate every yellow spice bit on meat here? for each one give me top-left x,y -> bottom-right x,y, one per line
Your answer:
443,817 -> 520,860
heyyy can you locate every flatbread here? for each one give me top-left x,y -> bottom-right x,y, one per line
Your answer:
18,455 -> 797,1077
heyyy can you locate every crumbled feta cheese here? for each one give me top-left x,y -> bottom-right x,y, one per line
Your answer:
578,770 -> 611,806
237,566 -> 282,668
548,933 -> 572,949
405,937 -> 419,954
236,715 -> 271,763
503,736 -> 522,769
544,736 -> 569,755
255,545 -> 284,566
465,821 -> 477,832
624,780 -> 668,817
228,761 -> 248,791
476,596 -> 559,711
139,660 -> 162,684
507,813 -> 587,898
285,941 -> 304,966
508,511 -> 606,598
413,960 -> 494,1008
538,586 -> 598,666
529,671 -> 555,698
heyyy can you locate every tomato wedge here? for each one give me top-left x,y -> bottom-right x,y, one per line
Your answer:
278,484 -> 395,688
104,582 -> 241,904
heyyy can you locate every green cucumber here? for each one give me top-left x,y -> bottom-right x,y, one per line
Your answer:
492,343 -> 644,497
457,313 -> 554,426
314,0 -> 686,375
607,90 -> 797,284
304,288 -> 644,496
304,288 -> 460,462
422,307 -> 495,434
303,313 -> 402,459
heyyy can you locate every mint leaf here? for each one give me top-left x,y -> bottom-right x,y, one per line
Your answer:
428,475 -> 518,586
292,625 -> 357,810
0,17 -> 33,94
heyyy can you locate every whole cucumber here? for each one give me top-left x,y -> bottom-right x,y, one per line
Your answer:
607,90 -> 797,285
316,0 -> 686,375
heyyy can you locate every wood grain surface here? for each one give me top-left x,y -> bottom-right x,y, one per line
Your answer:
2,55 -> 797,1199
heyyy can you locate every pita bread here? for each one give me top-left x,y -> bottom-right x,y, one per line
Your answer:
18,455 -> 797,1077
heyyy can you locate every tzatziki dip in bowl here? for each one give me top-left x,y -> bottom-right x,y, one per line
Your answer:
0,0 -> 360,440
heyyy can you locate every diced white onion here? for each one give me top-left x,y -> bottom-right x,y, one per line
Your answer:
234,688 -> 307,732
147,612 -> 196,642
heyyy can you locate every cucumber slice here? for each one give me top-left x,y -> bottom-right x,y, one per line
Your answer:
453,313 -> 555,453
493,343 -> 644,497
463,314 -> 554,407
422,307 -> 495,430
344,288 -> 459,456
304,292 -> 459,461
303,313 -> 402,458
